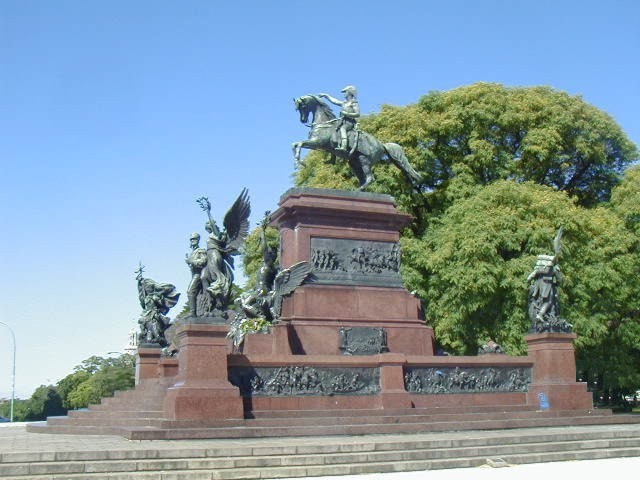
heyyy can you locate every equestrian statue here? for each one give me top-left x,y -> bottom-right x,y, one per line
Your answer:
292,85 -> 422,190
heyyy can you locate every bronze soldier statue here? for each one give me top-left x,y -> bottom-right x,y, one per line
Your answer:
318,85 -> 360,152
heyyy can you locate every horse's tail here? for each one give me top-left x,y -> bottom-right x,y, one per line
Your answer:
384,143 -> 422,185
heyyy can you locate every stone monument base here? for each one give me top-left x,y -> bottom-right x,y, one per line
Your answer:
137,332 -> 589,419
30,188 -> 604,437
161,321 -> 243,421
525,332 -> 593,410
265,188 -> 436,358
273,285 -> 434,356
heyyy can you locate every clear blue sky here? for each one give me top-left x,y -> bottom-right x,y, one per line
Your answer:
1,0 -> 638,398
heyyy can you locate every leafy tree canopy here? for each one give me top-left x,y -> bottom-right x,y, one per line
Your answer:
1,353 -> 136,420
22,385 -> 66,421
65,365 -> 134,409
58,354 -> 135,410
610,164 -> 640,236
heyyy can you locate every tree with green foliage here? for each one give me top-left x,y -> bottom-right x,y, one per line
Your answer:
0,354 -> 136,421
258,83 -> 640,394
22,385 -> 66,421
1,386 -> 66,421
610,165 -> 640,236
0,397 -> 29,421
578,165 -> 640,399
57,354 -> 135,410
65,365 -> 135,409
56,370 -> 91,409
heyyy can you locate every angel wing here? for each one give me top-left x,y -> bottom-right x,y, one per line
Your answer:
223,188 -> 251,252
271,261 -> 312,319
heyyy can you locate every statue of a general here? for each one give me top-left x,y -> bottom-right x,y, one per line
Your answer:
292,85 -> 422,190
317,85 -> 360,152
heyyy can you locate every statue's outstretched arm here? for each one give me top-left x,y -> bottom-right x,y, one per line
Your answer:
318,93 -> 343,106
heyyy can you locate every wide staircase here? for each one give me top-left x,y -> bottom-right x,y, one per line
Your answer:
17,382 -> 640,478
27,382 -> 640,440
6,423 -> 640,479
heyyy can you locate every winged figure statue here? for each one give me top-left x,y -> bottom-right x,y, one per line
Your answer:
228,216 -> 312,348
186,189 -> 251,319
268,262 -> 312,320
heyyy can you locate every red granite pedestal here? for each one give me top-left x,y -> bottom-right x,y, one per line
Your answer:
30,188 -> 610,440
526,332 -> 592,410
163,321 -> 243,420
147,189 -> 593,420
268,188 -> 435,356
136,346 -> 162,384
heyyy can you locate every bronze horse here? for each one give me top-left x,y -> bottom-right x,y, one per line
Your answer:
292,95 -> 421,189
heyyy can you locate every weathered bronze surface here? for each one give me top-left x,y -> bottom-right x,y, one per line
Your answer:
527,228 -> 572,333
185,189 -> 251,321
311,237 -> 403,287
135,264 -> 180,347
339,327 -> 389,355
405,366 -> 531,394
229,366 -> 381,397
292,92 -> 421,189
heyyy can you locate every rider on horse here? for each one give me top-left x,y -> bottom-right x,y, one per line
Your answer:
318,85 -> 360,152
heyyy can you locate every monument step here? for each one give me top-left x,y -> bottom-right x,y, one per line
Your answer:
88,401 -> 165,412
247,404 -> 545,418
39,407 -> 613,432
98,395 -> 165,406
3,430 -> 640,479
45,417 -> 165,428
127,413 -> 640,440
150,408 -> 608,429
67,409 -> 164,419
30,409 -> 640,438
25,424 -> 129,436
253,408 -> 608,426
15,424 -> 640,462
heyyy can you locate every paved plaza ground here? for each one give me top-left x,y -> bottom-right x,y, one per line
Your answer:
2,422 -> 639,479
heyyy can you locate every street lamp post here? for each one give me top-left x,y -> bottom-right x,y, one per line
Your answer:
0,321 -> 16,422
